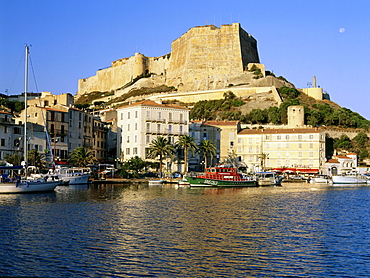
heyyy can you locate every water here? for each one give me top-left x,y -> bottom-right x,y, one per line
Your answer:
1,182 -> 370,277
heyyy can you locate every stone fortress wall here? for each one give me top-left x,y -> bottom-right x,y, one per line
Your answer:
77,23 -> 260,98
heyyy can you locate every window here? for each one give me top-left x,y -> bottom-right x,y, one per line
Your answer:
203,133 -> 208,140
266,135 -> 270,140
126,148 -> 130,155
157,124 -> 161,133
249,147 -> 252,153
299,143 -> 302,148
286,135 -> 290,140
238,138 -> 242,144
133,147 -> 138,155
134,135 -> 137,142
127,136 -> 130,143
135,111 -> 138,118
168,125 -> 172,132
127,112 -> 130,119
277,135 -> 281,140
277,143 -> 281,149
146,135 -> 150,143
135,123 -> 137,130
286,143 -> 289,148
169,113 -> 172,121
310,152 -> 313,157
298,135 -> 302,139
157,112 -> 161,120
121,113 -> 123,120
230,133 -> 234,140
309,135 -> 314,139
298,152 -> 302,157
249,138 -> 252,144
180,114 -> 183,122
146,111 -> 151,119
127,124 -> 130,131
4,126 -> 7,133
180,126 -> 183,133
310,143 -> 313,148
0,138 -> 5,146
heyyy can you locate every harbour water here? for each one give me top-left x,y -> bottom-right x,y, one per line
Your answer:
1,182 -> 370,277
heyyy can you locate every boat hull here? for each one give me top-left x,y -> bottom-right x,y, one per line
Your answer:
0,180 -> 60,194
332,176 -> 367,184
186,177 -> 257,187
61,174 -> 90,185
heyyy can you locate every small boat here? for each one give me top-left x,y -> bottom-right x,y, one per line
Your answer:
186,166 -> 257,187
177,178 -> 190,186
255,172 -> 282,186
55,167 -> 90,185
331,172 -> 367,184
310,175 -> 331,184
148,180 -> 165,185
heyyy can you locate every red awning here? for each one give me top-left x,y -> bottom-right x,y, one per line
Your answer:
296,168 -> 319,174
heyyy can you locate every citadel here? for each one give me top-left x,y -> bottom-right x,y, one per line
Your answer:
1,23 -> 362,176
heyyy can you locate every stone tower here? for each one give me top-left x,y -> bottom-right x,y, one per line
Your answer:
287,105 -> 304,128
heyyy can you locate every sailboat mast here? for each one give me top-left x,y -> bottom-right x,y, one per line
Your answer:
24,45 -> 29,167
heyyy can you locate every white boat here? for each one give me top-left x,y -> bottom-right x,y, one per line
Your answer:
148,180 -> 165,185
55,167 -> 90,185
310,175 -> 331,184
255,172 -> 282,186
331,172 -> 367,184
0,46 -> 59,194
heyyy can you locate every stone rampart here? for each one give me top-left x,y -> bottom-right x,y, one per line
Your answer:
77,23 -> 260,99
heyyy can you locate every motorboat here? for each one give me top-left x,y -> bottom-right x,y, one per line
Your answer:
55,167 -> 90,185
255,172 -> 282,186
331,172 -> 367,184
310,175 -> 331,184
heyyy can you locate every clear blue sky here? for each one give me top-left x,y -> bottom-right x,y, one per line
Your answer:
1,0 -> 370,119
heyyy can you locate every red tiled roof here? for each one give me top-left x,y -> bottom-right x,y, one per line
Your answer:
203,121 -> 239,126
327,159 -> 339,163
238,128 -> 323,135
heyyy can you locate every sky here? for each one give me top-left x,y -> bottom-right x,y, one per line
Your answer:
1,0 -> 370,119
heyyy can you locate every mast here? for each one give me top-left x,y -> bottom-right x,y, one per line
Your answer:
24,45 -> 29,167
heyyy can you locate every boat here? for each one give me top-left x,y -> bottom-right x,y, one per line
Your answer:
186,166 -> 257,187
331,172 -> 367,184
255,172 -> 282,186
54,167 -> 90,185
310,175 -> 331,184
148,179 -> 165,185
0,45 -> 59,194
177,178 -> 190,186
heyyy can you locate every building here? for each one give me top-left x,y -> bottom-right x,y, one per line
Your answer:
188,121 -> 221,171
237,128 -> 326,173
325,153 -> 358,175
116,99 -> 189,173
0,111 -> 22,161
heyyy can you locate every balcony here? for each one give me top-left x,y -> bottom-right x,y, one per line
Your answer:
145,117 -> 166,123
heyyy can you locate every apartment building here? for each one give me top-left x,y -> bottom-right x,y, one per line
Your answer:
116,99 -> 189,172
237,128 -> 326,173
0,111 -> 22,160
188,121 -> 221,171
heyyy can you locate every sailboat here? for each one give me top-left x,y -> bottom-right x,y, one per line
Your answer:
0,45 -> 60,194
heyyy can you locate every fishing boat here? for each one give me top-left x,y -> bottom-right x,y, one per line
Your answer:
186,166 -> 257,187
0,45 -> 60,194
54,167 -> 90,185
255,172 -> 282,186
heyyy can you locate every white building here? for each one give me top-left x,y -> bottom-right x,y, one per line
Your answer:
116,100 -> 189,172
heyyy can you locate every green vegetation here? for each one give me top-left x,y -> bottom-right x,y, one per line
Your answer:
189,86 -> 370,129
197,139 -> 217,169
334,132 -> 370,162
175,135 -> 198,174
147,136 -> 175,177
67,147 -> 98,167
120,156 -> 147,178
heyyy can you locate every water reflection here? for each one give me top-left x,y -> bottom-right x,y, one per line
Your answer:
0,182 -> 370,277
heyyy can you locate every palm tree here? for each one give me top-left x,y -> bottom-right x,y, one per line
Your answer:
67,147 -> 97,167
176,135 -> 197,174
198,140 -> 217,170
147,136 -> 174,177
28,149 -> 47,169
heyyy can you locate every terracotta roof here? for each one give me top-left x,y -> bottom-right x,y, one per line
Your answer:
335,155 -> 352,159
41,107 -> 68,113
238,128 -> 323,135
117,100 -> 188,110
327,159 -> 339,163
0,111 -> 12,115
203,121 -> 239,126
347,152 -> 357,155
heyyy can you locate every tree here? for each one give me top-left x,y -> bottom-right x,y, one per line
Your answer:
258,153 -> 269,171
147,136 -> 174,177
28,149 -> 46,169
197,140 -> 217,169
175,135 -> 198,174
67,147 -> 97,167
4,153 -> 22,166
121,156 -> 147,178
334,135 -> 353,151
